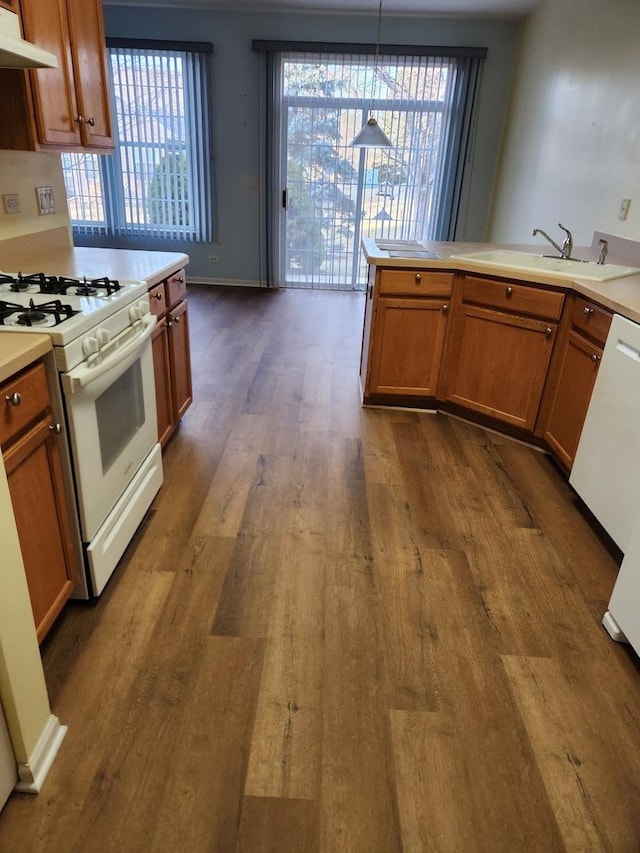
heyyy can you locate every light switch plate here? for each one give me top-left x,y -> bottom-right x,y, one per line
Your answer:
36,186 -> 56,215
618,197 -> 631,221
3,193 -> 21,214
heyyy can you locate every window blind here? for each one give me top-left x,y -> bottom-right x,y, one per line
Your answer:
63,42 -> 214,244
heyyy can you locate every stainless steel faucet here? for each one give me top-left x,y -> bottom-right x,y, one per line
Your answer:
532,223 -> 574,259
597,238 -> 608,265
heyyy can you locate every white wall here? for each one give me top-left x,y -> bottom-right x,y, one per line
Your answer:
100,7 -> 520,281
0,151 -> 70,241
489,0 -> 640,248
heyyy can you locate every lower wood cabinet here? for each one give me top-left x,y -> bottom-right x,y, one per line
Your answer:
149,269 -> 193,447
441,276 -> 563,432
1,361 -> 78,643
538,295 -> 612,471
362,268 -> 452,401
441,304 -> 557,431
361,264 -> 614,470
368,296 -> 449,397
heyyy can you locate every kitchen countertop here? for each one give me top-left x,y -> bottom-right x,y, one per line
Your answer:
1,245 -> 189,290
0,334 -> 51,384
363,238 -> 640,324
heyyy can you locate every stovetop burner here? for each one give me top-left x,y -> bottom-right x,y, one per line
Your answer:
0,272 -> 122,297
56,275 -> 122,297
0,298 -> 79,327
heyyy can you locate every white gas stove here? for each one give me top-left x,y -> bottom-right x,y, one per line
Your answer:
0,271 -> 150,370
0,269 -> 163,598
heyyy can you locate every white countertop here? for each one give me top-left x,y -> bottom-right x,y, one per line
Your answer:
0,334 -> 51,384
1,245 -> 189,290
362,238 -> 640,324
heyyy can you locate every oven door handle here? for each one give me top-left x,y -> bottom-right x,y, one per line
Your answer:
66,315 -> 156,392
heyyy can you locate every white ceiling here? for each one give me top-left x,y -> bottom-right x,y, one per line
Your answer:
104,0 -> 541,17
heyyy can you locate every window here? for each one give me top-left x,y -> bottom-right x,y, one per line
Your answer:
255,41 -> 485,290
63,41 -> 214,243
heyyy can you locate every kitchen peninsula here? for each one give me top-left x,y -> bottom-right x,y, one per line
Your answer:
360,234 -> 640,474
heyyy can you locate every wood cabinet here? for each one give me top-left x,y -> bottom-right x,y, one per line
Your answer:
441,275 -> 564,431
149,269 -> 193,447
1,361 -> 78,643
538,295 -> 612,471
0,0 -> 113,151
362,268 -> 453,401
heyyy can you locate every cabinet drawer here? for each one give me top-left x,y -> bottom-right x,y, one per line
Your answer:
378,269 -> 453,296
165,269 -> 187,308
148,282 -> 167,316
461,276 -> 565,320
570,296 -> 612,345
0,362 -> 49,448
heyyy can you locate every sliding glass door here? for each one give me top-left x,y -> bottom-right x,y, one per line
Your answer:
271,50 -> 483,290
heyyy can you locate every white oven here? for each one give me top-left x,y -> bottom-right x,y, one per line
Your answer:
61,311 -> 161,594
0,272 -> 164,597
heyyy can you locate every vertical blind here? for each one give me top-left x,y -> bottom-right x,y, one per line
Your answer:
255,41 -> 485,289
63,41 -> 214,243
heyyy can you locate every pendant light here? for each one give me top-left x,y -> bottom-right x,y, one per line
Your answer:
350,0 -> 393,148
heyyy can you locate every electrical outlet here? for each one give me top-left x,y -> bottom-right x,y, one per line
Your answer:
3,193 -> 21,214
208,255 -> 220,263
618,197 -> 631,221
36,186 -> 56,215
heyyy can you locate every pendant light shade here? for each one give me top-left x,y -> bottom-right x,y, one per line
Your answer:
350,0 -> 393,148
351,116 -> 392,148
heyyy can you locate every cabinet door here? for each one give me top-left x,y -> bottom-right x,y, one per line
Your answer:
67,0 -> 113,148
168,299 -> 193,423
368,297 -> 449,397
21,0 -> 81,147
443,305 -> 556,430
151,316 -> 174,448
543,330 -> 603,471
4,414 -> 77,643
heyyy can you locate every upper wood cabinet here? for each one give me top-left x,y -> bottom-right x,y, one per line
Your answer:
0,0 -> 113,151
440,275 -> 564,432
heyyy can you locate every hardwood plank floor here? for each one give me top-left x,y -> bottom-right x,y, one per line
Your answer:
1,284 -> 640,851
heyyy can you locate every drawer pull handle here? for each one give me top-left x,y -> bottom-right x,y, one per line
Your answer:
154,292 -> 163,300
545,327 -> 553,338
415,274 -> 422,283
49,423 -> 62,435
584,306 -> 594,316
84,116 -> 95,127
505,286 -> 513,296
5,392 -> 21,407
591,353 -> 601,363
442,304 -> 449,313
174,316 -> 181,324
177,276 -> 185,284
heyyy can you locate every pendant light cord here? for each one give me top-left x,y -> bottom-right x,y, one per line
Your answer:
371,0 -> 383,118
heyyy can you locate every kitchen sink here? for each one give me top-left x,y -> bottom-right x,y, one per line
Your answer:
450,249 -> 640,282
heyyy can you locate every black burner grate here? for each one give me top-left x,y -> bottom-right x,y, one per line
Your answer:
0,298 -> 79,326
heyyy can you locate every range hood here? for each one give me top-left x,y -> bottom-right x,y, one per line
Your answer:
0,7 -> 58,69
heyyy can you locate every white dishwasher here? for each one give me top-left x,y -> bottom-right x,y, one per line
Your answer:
570,313 -> 640,553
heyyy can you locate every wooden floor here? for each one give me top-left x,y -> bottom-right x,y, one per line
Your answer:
1,284 -> 640,852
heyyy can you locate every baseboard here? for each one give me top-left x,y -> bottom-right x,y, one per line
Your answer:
14,715 -> 67,794
187,276 -> 271,288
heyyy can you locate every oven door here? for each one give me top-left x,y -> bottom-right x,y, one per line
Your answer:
61,316 -> 158,542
